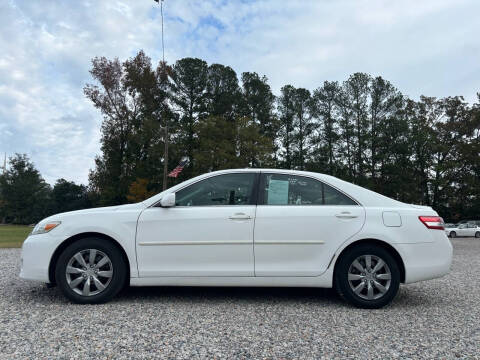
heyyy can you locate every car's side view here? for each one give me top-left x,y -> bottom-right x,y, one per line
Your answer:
20,169 -> 453,308
445,223 -> 480,238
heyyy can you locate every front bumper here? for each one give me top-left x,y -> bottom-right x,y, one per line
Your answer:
397,232 -> 453,284
20,232 -> 60,283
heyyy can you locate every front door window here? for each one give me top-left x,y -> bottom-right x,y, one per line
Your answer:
175,173 -> 256,206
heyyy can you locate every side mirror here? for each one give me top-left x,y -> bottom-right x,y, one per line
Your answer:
159,193 -> 176,207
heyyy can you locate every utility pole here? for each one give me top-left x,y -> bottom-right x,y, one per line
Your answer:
162,111 -> 169,190
154,0 -> 169,190
1,153 -> 5,175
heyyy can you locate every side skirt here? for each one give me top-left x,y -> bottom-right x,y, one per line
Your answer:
130,269 -> 334,288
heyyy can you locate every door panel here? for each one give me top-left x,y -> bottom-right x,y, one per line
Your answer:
254,205 -> 365,276
466,225 -> 476,237
457,226 -> 467,236
136,206 -> 255,276
136,172 -> 258,277
254,173 -> 365,276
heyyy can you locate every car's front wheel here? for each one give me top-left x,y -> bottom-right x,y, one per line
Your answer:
475,231 -> 480,238
334,244 -> 400,309
450,231 -> 456,238
55,238 -> 127,304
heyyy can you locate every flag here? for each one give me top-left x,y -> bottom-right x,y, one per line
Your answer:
168,158 -> 189,178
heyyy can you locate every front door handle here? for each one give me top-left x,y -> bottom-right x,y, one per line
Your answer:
229,213 -> 252,220
335,212 -> 358,219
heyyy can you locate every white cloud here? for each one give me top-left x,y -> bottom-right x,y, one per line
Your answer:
0,0 -> 479,184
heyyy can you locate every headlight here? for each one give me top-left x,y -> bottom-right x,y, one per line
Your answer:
31,221 -> 61,235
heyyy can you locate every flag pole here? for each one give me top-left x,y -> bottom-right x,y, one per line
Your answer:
154,0 -> 169,190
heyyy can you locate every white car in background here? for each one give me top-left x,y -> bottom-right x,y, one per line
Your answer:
445,223 -> 480,238
20,169 -> 453,308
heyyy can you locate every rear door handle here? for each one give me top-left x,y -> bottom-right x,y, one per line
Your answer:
229,213 -> 252,220
335,212 -> 358,219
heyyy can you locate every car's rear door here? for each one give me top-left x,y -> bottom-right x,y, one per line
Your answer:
466,224 -> 477,237
136,172 -> 259,277
253,173 -> 365,276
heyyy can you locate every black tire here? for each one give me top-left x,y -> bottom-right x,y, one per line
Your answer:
55,237 -> 127,304
475,232 -> 480,238
450,231 -> 456,238
334,244 -> 400,309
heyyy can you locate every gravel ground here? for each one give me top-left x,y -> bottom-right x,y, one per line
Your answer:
0,238 -> 479,359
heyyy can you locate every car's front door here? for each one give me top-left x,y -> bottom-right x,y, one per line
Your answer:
254,173 -> 365,276
136,172 -> 258,277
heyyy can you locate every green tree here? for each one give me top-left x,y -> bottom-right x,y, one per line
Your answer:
291,88 -> 313,170
194,115 -> 274,173
368,77 -> 403,187
342,73 -> 370,183
374,98 -> 412,201
0,154 -> 51,224
206,64 -> 240,120
236,116 -> 274,168
123,52 -> 173,190
195,116 -> 238,173
405,97 -> 439,205
127,178 -> 156,203
85,55 -> 143,204
171,58 -> 209,177
277,85 -> 296,169
460,95 -> 480,219
51,179 -> 90,214
239,72 -> 277,166
310,81 -> 341,174
85,51 -> 171,204
335,87 -> 355,181
431,97 -> 473,217
240,72 -> 277,138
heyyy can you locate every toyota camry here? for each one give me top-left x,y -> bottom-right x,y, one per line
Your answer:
20,169 -> 452,308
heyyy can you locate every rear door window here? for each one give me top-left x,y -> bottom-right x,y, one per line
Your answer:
261,174 -> 357,206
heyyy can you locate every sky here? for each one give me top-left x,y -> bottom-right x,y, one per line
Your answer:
0,0 -> 479,185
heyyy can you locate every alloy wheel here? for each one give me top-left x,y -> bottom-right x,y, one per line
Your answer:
65,249 -> 113,296
348,254 -> 392,300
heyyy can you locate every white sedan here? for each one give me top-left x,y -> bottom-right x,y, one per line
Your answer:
445,223 -> 480,238
20,169 -> 452,308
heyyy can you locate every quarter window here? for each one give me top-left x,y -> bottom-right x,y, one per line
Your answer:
175,173 -> 256,206
323,182 -> 357,205
262,174 -> 357,206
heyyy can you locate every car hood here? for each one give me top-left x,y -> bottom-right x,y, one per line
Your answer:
43,202 -> 147,221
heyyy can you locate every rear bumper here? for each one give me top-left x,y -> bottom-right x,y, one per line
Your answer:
396,233 -> 453,284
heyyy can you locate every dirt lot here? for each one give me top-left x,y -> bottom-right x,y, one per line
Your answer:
0,238 -> 478,359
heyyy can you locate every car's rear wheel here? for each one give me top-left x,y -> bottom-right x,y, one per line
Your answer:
334,244 -> 400,309
475,232 -> 480,238
55,238 -> 127,304
450,231 -> 456,238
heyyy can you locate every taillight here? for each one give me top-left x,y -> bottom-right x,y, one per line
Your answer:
418,216 -> 444,230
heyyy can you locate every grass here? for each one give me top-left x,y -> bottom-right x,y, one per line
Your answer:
0,225 -> 31,248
